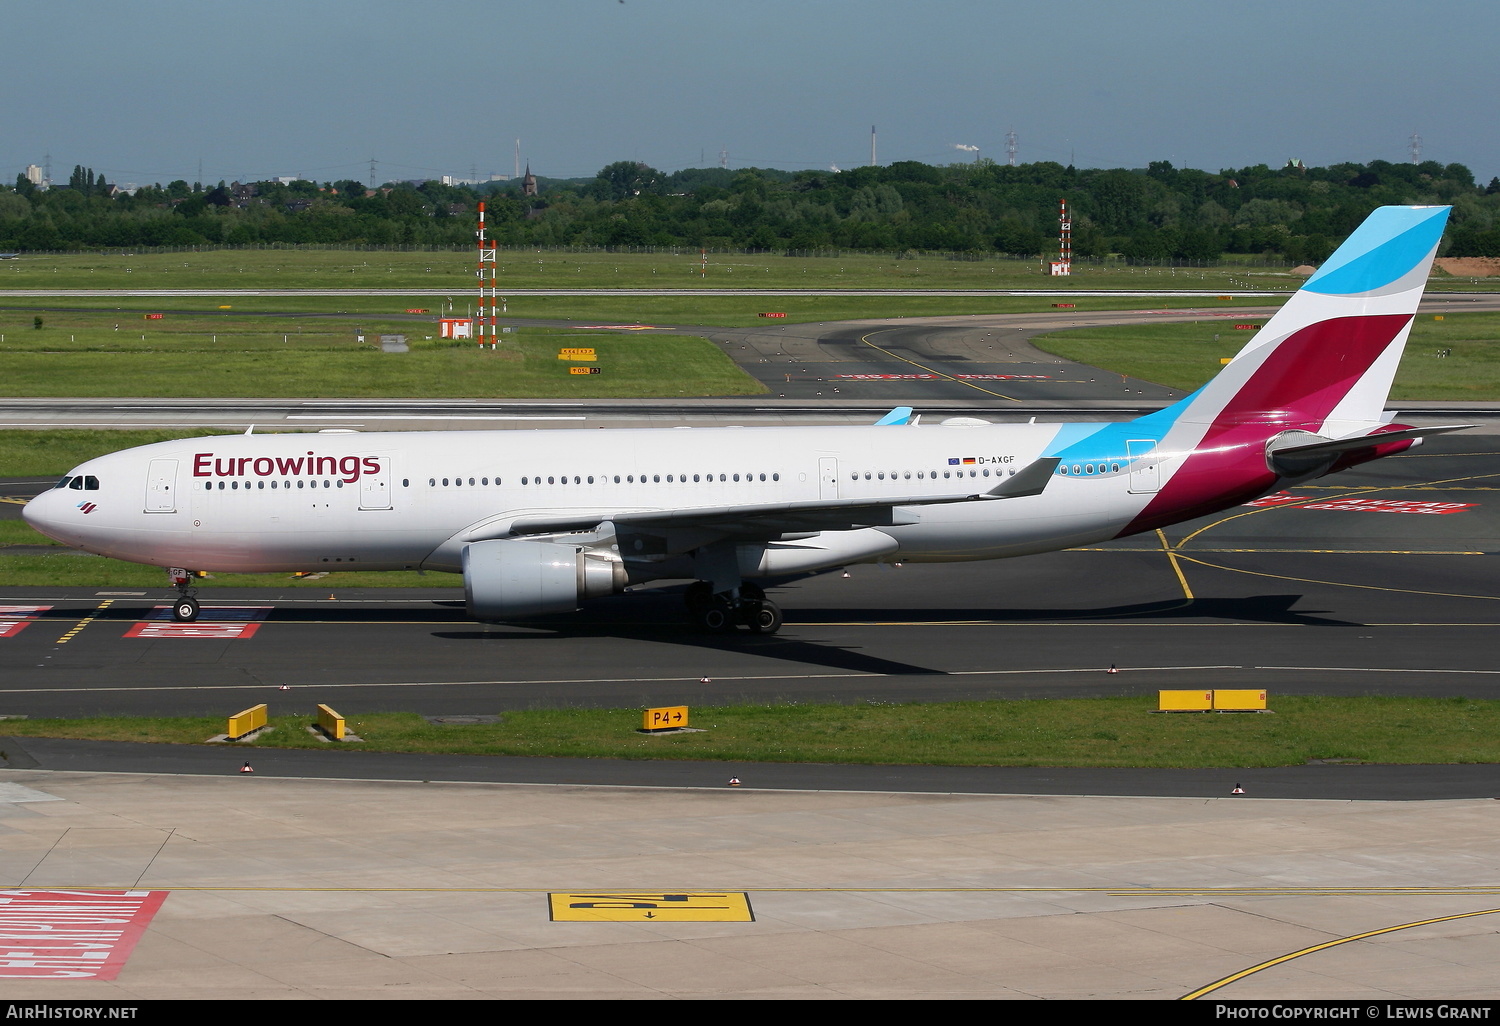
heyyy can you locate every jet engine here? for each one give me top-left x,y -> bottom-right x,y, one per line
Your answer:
462,538 -> 626,621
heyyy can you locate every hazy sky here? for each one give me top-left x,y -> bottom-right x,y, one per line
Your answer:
6,0 -> 1497,187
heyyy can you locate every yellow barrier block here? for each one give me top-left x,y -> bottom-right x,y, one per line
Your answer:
1213,689 -> 1267,711
1434,315 -> 1444,321
1219,357 -> 1233,364
227,703 -> 267,740
1158,690 -> 1213,712
316,704 -> 345,741
642,706 -> 689,732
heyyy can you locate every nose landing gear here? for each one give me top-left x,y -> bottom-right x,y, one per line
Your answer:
168,567 -> 200,622
684,581 -> 782,635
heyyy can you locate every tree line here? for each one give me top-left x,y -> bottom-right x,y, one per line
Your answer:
5,157 -> 1500,261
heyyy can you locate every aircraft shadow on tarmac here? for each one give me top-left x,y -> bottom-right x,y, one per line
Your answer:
429,591 -> 1356,678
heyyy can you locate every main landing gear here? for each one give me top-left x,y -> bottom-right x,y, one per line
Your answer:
168,567 -> 200,622
684,581 -> 783,635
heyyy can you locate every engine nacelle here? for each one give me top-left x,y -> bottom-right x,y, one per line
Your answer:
463,538 -> 625,621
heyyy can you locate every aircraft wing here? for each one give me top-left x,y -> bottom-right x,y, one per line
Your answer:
507,457 -> 1060,537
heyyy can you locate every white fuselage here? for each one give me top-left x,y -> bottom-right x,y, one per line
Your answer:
24,421 -> 1163,579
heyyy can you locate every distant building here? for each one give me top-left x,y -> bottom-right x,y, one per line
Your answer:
522,164 -> 538,197
24,164 -> 44,189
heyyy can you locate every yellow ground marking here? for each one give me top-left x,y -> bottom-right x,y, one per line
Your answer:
1173,469 -> 1500,551
549,892 -> 754,922
55,598 -> 112,645
1171,552 -> 1500,603
1181,906 -> 1500,1000
0,496 -> 30,505
1156,529 -> 1194,602
858,329 -> 1021,401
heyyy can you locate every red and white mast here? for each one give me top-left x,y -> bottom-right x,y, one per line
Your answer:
476,201 -> 499,348
1056,198 -> 1072,276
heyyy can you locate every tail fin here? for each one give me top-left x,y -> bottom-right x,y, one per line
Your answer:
1179,205 -> 1450,436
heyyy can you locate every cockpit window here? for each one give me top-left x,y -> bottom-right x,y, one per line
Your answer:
54,476 -> 72,489
69,477 -> 85,490
83,476 -> 99,490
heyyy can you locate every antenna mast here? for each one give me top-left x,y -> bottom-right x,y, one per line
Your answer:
1005,129 -> 1018,167
476,202 -> 499,349
870,125 -> 877,166
1052,199 -> 1072,276
1409,131 -> 1422,165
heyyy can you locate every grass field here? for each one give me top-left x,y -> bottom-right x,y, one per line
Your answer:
0,319 -> 762,398
0,246 -> 1312,293
1031,312 -> 1500,399
3,695 -> 1497,767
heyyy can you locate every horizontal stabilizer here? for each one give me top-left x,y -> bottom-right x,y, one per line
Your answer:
1269,424 -> 1473,459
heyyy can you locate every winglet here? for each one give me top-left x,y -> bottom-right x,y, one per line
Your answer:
874,406 -> 914,426
983,457 -> 1061,499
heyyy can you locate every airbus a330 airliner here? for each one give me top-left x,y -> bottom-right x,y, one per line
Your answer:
24,205 -> 1468,634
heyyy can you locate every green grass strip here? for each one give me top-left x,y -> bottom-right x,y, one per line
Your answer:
3,696 -> 1498,768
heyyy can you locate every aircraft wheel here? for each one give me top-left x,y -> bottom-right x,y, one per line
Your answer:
744,600 -> 782,635
172,597 -> 200,622
698,597 -> 736,633
683,581 -> 713,613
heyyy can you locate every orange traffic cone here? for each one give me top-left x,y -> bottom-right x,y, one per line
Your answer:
240,762 -> 254,774
1231,783 -> 1245,795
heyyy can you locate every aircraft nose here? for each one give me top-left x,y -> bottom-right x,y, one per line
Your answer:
22,489 -> 69,542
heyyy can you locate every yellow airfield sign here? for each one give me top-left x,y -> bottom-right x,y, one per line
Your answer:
549,892 -> 754,922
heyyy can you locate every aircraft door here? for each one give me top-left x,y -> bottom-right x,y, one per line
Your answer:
1126,440 -> 1160,494
818,457 -> 839,500
145,458 -> 178,513
359,456 -> 393,510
